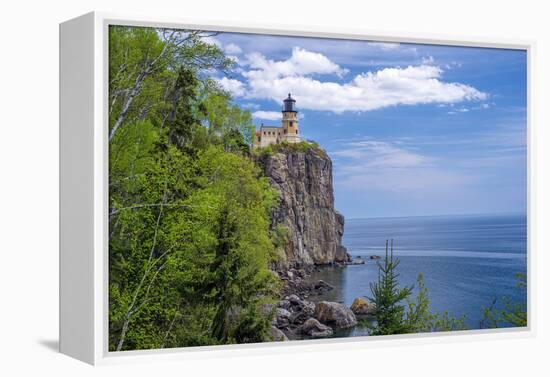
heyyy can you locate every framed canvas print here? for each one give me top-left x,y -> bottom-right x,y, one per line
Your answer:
60,12 -> 534,365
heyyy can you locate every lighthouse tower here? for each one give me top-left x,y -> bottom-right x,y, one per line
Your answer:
282,93 -> 300,143
252,93 -> 302,148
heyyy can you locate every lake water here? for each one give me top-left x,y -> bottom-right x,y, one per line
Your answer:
307,213 -> 527,335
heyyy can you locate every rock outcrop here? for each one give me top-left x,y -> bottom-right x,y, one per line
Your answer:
350,297 -> 376,316
314,301 -> 358,329
272,295 -> 359,339
299,318 -> 333,338
269,326 -> 289,341
256,146 -> 351,269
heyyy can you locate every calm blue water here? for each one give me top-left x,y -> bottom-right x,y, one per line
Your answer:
308,213 -> 527,333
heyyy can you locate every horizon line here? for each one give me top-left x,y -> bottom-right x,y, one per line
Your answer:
345,210 -> 526,221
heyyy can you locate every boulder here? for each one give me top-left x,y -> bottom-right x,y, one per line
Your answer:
290,310 -> 310,325
348,257 -> 365,265
350,298 -> 376,316
302,301 -> 316,316
314,301 -> 357,328
275,308 -> 291,328
295,269 -> 306,279
299,318 -> 333,338
286,298 -> 315,325
281,278 -> 335,298
277,299 -> 291,311
288,294 -> 302,306
313,280 -> 334,293
269,326 -> 289,341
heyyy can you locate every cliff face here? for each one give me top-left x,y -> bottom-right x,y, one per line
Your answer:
256,146 -> 350,269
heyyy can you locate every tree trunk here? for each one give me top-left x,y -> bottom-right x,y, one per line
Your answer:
109,71 -> 146,141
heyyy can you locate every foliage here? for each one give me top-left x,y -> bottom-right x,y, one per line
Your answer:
481,273 -> 527,328
201,93 -> 256,146
253,140 -> 326,157
108,26 -> 280,351
403,274 -> 468,332
108,26 -> 234,142
232,303 -> 274,344
367,240 -> 413,335
368,240 -> 468,336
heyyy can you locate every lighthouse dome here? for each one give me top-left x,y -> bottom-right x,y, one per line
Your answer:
283,93 -> 297,112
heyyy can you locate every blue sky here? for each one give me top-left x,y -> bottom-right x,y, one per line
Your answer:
207,33 -> 527,219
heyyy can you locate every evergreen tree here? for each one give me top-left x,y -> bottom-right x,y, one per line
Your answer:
367,240 -> 468,336
368,240 -> 413,335
108,26 -> 278,351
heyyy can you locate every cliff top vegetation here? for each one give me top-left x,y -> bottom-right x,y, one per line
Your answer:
253,140 -> 328,158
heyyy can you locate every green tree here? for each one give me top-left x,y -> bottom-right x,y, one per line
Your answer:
108,26 -> 233,142
201,93 -> 255,148
109,143 -> 198,351
404,274 -> 467,332
108,25 -> 281,351
110,143 -> 280,350
481,273 -> 527,328
368,240 -> 413,335
368,240 -> 467,336
191,146 -> 280,343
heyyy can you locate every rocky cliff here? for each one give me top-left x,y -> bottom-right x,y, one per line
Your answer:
256,145 -> 351,269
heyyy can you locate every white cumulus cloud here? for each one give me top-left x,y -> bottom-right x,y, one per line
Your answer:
224,43 -> 243,55
216,77 -> 246,97
221,48 -> 488,113
252,111 -> 305,120
244,47 -> 348,79
252,111 -> 282,120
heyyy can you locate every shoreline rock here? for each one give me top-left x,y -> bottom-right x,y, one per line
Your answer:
314,301 -> 357,329
346,256 -> 365,265
279,268 -> 335,298
271,262 -> 367,340
271,293 -> 359,340
299,318 -> 333,338
350,297 -> 376,317
269,326 -> 289,341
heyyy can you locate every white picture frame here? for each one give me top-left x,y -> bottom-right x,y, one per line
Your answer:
60,11 -> 536,365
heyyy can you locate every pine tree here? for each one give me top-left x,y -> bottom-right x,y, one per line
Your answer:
367,240 -> 468,335
368,239 -> 413,335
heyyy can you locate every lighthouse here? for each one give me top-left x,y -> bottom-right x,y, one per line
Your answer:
281,93 -> 300,144
253,93 -> 302,148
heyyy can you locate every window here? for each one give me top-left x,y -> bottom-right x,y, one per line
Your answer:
289,121 -> 293,127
